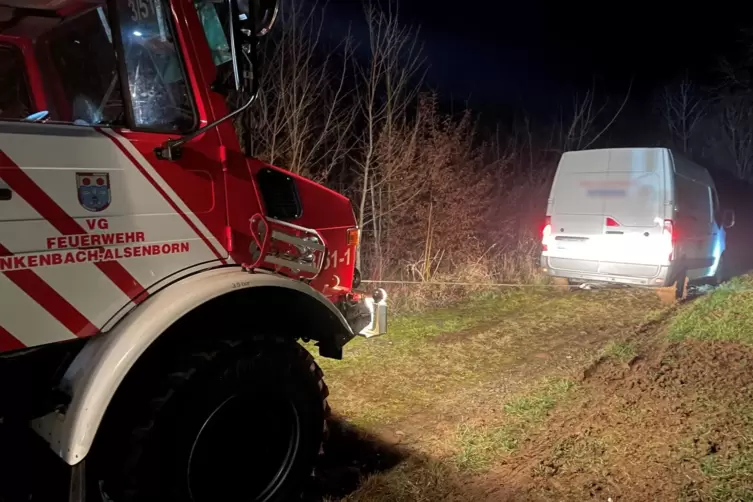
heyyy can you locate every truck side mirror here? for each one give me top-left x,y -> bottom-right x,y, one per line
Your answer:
244,0 -> 280,38
230,0 -> 279,88
723,209 -> 736,229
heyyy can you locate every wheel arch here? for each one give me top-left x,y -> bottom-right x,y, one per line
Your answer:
31,267 -> 353,466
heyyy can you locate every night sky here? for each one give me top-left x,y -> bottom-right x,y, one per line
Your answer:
324,1 -> 751,118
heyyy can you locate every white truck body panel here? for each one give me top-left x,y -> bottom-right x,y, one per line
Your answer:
31,266 -> 353,465
0,122 -> 230,349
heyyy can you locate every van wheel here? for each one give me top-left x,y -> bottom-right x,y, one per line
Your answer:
679,274 -> 690,300
656,272 -> 688,305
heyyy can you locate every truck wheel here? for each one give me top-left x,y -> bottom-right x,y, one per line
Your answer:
95,337 -> 329,502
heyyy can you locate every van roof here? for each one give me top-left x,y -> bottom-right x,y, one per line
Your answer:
561,147 -> 669,158
557,147 -> 672,175
558,148 -> 714,185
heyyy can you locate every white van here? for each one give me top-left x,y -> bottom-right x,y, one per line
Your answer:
540,147 -> 735,296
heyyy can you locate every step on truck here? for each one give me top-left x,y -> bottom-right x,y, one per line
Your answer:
0,1 -> 388,500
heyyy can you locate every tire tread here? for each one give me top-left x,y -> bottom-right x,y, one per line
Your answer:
97,336 -> 329,502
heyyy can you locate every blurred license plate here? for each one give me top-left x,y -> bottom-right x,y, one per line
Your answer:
555,238 -> 587,251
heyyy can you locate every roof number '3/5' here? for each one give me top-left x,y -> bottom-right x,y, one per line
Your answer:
128,0 -> 156,22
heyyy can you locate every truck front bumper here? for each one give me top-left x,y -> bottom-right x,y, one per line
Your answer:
359,288 -> 388,338
340,288 -> 388,338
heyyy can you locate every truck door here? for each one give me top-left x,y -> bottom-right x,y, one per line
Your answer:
0,40 -> 85,349
0,42 -> 33,120
0,2 -> 227,350
106,0 -> 230,266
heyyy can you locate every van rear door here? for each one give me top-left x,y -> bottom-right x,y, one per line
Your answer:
549,150 -> 611,264
549,148 -> 667,276
601,149 -> 666,267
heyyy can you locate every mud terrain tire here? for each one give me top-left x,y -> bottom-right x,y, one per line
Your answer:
94,336 -> 329,502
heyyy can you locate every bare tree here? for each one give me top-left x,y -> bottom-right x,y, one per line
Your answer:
708,40 -> 753,180
658,74 -> 706,153
555,79 -> 632,152
353,2 -> 426,270
367,94 -> 493,282
718,94 -> 753,180
253,0 -> 356,181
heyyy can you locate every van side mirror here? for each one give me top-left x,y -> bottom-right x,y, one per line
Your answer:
723,209 -> 736,229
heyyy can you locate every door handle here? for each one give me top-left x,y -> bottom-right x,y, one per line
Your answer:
0,188 -> 11,201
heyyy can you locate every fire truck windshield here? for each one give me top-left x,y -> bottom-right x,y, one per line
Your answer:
115,0 -> 195,130
0,0 -> 196,132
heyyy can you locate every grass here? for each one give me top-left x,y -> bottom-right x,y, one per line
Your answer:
309,290 -> 550,426
601,340 -> 638,363
503,378 -> 575,420
691,404 -> 753,501
326,273 -> 753,501
701,452 -> 753,502
667,281 -> 753,501
454,423 -> 519,473
313,286 -> 661,428
454,378 -> 576,472
530,434 -> 612,480
317,290 -> 544,371
315,284 -> 681,501
615,278 -> 753,501
336,457 -> 461,502
338,377 -> 578,501
668,274 -> 753,343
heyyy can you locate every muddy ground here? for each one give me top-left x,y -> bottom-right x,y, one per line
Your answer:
306,279 -> 753,501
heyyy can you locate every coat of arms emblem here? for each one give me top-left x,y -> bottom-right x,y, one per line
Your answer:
76,172 -> 111,212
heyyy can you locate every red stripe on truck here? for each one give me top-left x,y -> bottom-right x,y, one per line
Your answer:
0,325 -> 25,351
96,129 -> 228,264
0,150 -> 147,304
0,243 -> 98,338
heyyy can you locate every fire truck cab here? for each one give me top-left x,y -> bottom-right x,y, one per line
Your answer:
0,1 -> 386,500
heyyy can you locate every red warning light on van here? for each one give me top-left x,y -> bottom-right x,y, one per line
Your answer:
605,217 -> 620,227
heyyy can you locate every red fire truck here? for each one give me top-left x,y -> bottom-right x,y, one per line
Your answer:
0,1 -> 387,500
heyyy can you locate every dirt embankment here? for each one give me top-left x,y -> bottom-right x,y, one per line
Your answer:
483,338 -> 753,501
309,280 -> 753,502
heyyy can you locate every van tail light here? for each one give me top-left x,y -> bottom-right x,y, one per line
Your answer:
542,216 -> 552,251
605,217 -> 620,227
662,219 -> 675,260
